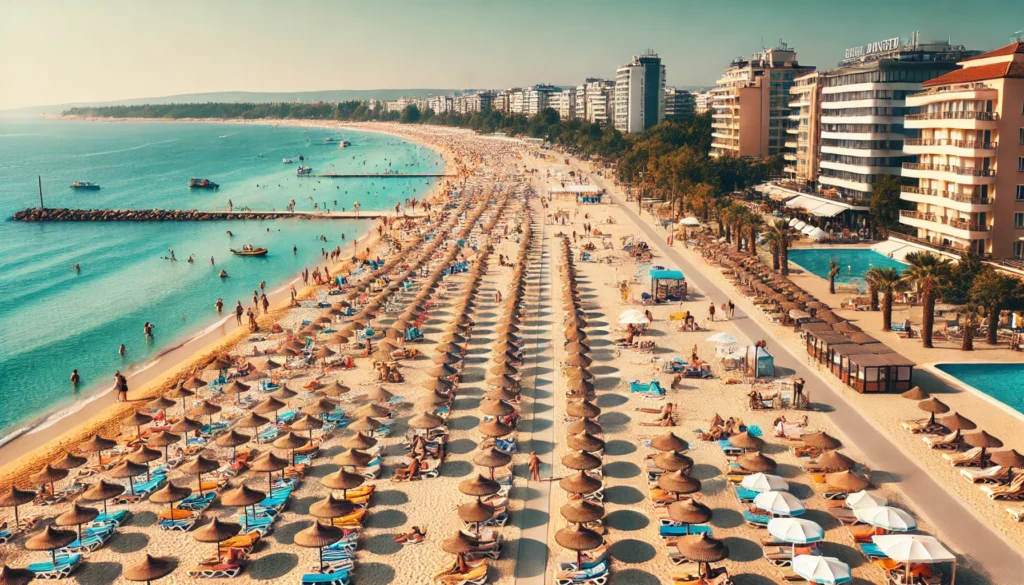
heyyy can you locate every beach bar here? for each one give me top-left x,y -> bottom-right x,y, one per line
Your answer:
649,269 -> 686,302
549,184 -> 605,203
847,352 -> 915,393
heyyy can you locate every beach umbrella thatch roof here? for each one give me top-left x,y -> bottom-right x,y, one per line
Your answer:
801,432 -> 842,451
652,451 -> 694,472
562,450 -> 603,471
901,386 -> 928,400
727,431 -> 764,451
472,447 -> 512,469
122,555 -> 176,583
294,521 -> 346,549
333,449 -> 373,468
675,533 -> 729,563
80,480 -> 125,502
651,432 -> 689,453
567,432 -> 605,453
657,470 -> 701,494
150,482 -> 192,505
478,419 -> 514,438
667,499 -> 713,525
25,526 -> 77,552
917,397 -> 950,415
309,495 -> 356,520
179,456 -> 220,476
79,434 -> 117,454
559,471 -> 603,495
193,518 -> 241,543
560,500 -> 604,524
457,501 -> 495,523
825,470 -> 873,492
566,400 -> 600,419
321,469 -> 365,491
0,566 -> 35,585
567,418 -> 602,435
250,453 -> 289,473
554,523 -> 603,552
458,474 -> 501,497
50,452 -> 88,471
55,503 -> 99,528
215,430 -> 252,448
340,432 -> 378,451
480,399 -> 516,417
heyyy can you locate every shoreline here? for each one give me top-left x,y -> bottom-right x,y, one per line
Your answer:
0,117 -> 451,485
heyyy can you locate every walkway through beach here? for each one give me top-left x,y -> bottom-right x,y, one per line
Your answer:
514,212 -> 556,585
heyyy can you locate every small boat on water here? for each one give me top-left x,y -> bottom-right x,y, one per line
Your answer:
339,140 -> 352,148
188,178 -> 219,190
70,181 -> 101,190
296,166 -> 313,176
282,158 -> 294,164
231,245 -> 268,256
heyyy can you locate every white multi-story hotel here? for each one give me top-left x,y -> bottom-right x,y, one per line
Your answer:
710,42 -> 814,159
664,88 -> 695,120
575,78 -> 616,125
783,71 -> 822,186
549,89 -> 576,120
895,41 -> 1024,259
817,34 -> 977,203
614,52 -> 666,133
693,91 -> 713,115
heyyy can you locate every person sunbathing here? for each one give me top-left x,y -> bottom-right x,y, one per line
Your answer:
640,412 -> 676,427
636,402 -> 674,415
393,526 -> 426,544
393,456 -> 423,480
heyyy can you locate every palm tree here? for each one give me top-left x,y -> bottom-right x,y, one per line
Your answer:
901,251 -> 954,348
865,267 -> 883,311
870,267 -> 904,331
960,304 -> 980,351
745,214 -> 765,257
764,219 -> 793,275
970,270 -> 1024,345
828,258 -> 841,295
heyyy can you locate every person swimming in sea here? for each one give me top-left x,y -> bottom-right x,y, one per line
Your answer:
71,263 -> 80,273
187,254 -> 194,263
226,230 -> 233,237
119,344 -> 126,357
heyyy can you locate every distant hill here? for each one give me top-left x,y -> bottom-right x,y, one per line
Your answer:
1,89 -> 460,116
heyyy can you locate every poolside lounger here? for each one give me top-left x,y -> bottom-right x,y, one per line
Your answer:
942,447 -> 983,467
28,554 -> 83,580
1007,507 -> 1024,522
960,466 -> 1008,484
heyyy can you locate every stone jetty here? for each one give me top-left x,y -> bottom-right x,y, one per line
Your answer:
9,208 -> 413,222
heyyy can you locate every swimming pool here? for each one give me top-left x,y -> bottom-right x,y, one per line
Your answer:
787,249 -> 906,292
935,363 -> 1024,416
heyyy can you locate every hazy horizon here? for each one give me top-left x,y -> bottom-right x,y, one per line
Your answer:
2,0 -> 1022,110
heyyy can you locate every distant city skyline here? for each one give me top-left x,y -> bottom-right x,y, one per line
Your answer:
2,0 -> 1023,110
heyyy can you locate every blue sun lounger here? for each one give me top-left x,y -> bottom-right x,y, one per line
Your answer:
733,486 -> 760,502
178,492 -> 216,511
743,510 -> 770,527
659,524 -> 712,538
302,569 -> 351,585
91,509 -> 130,527
859,543 -> 888,559
28,554 -> 82,580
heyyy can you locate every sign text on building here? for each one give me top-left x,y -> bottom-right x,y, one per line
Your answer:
844,37 -> 902,61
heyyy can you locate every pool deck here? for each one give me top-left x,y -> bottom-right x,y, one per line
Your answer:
927,362 -> 1024,423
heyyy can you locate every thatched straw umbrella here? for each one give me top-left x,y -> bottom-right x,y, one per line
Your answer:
567,432 -> 605,453
554,523 -> 604,569
250,453 -> 289,496
801,432 -> 842,451
108,461 -> 148,495
149,483 -> 192,528
341,432 -> 378,452
567,418 -> 603,435
478,420 -> 514,438
79,434 -> 117,466
25,527 -> 77,571
653,451 -> 694,473
179,456 -> 220,495
55,503 -> 99,542
657,471 -> 702,498
334,449 -> 374,468
122,554 -> 176,585
917,397 -> 949,426
79,480 -> 124,517
562,451 -> 603,471
825,470 -> 872,493
0,565 -> 35,585
736,452 -> 778,473
727,431 -> 764,451
214,430 -> 252,461
127,446 -> 162,482
559,471 -> 602,495
901,386 -> 928,400
192,519 -> 241,561
651,432 -> 689,453
458,475 -> 500,500
295,522 -> 347,573
347,417 -> 381,433
273,432 -> 310,466
148,431 -> 183,464
480,399 -> 516,417
221,483 -> 268,532
675,533 -> 729,578
814,451 -> 856,472
0,487 -> 36,528
963,431 -> 1003,464
566,400 -> 600,419
320,469 -> 365,500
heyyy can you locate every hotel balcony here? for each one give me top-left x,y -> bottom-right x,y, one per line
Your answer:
904,110 -> 999,130
889,232 -> 982,259
902,138 -> 997,158
899,210 -> 990,239
901,162 -> 997,185
783,153 -> 797,162
907,83 -> 998,107
783,165 -> 797,175
899,186 -> 992,214
784,141 -> 798,149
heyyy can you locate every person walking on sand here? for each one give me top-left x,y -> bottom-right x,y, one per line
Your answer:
235,301 -> 244,326
261,294 -> 269,315
529,451 -> 541,481
727,299 -> 735,319
70,369 -> 80,389
708,302 -> 716,322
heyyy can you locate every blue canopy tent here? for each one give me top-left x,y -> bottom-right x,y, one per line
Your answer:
649,269 -> 687,302
747,346 -> 775,378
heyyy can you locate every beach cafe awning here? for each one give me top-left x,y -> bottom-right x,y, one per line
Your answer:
550,184 -> 604,195
786,195 -> 864,216
811,203 -> 847,217
650,269 -> 684,282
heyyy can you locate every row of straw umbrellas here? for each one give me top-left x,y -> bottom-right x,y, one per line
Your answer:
0,194 -> 486,580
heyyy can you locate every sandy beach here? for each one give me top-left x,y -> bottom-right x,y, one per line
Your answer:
1,120 -> 1020,585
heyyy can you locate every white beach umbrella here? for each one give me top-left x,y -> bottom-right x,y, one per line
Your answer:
854,506 -> 917,532
801,224 -> 817,236
705,332 -> 737,344
741,473 -> 789,493
845,491 -> 887,510
788,218 -> 799,226
767,518 -> 823,545
680,217 -> 701,226
808,228 -> 827,241
794,221 -> 807,230
618,309 -> 648,325
792,555 -> 852,584
753,491 -> 805,517
872,535 -> 955,563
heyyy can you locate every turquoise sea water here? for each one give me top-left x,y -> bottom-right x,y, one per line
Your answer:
787,248 -> 906,292
0,118 -> 441,440
935,363 -> 1024,415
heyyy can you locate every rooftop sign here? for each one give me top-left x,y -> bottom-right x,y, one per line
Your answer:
843,36 -> 902,62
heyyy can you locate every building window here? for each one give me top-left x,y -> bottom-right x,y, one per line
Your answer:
1017,241 -> 1024,259
1017,213 -> 1024,228
1020,157 -> 1024,172
1021,128 -> 1024,144
1018,185 -> 1024,200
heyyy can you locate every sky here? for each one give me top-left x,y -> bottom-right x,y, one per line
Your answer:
2,0 -> 1024,110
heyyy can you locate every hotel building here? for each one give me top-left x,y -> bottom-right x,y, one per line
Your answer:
897,41 -> 1024,259
576,79 -> 616,125
614,52 -> 666,133
784,71 -> 822,186
817,35 -> 976,203
549,89 -> 576,121
710,42 -> 814,159
693,91 -> 713,115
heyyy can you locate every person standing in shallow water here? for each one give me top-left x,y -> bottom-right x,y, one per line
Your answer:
70,369 -> 80,389
235,301 -> 244,326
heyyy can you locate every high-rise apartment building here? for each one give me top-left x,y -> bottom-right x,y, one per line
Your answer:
549,89 -> 576,120
817,34 -> 977,202
896,41 -> 1024,259
576,79 -> 616,125
614,51 -> 666,133
710,41 -> 814,159
664,88 -> 695,120
693,91 -> 713,115
784,71 -> 822,186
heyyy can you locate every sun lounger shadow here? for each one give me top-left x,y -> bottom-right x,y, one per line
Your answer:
247,552 -> 298,579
